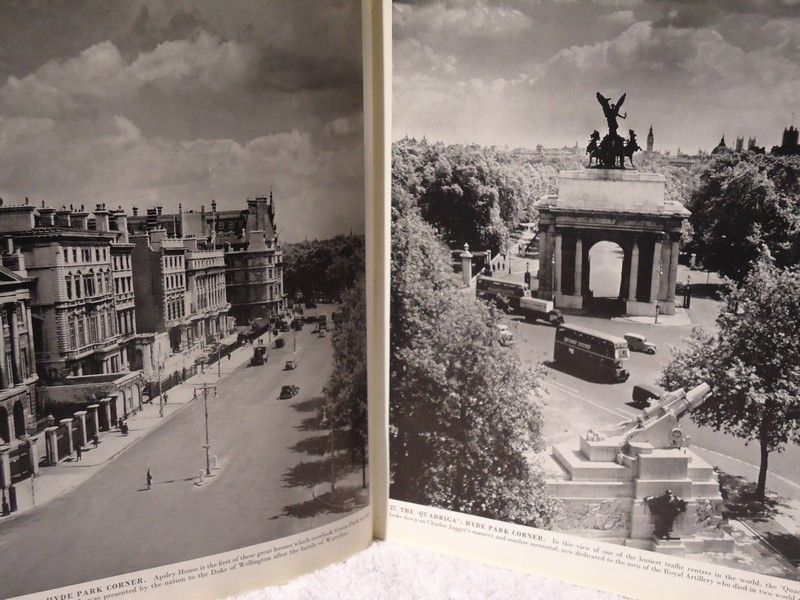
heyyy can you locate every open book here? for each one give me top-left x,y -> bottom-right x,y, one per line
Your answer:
1,1 -> 798,599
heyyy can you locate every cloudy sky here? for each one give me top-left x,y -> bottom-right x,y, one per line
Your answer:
0,0 -> 364,242
393,0 -> 800,153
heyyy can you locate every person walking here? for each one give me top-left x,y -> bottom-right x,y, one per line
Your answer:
75,446 -> 82,461
146,468 -> 153,490
92,435 -> 99,448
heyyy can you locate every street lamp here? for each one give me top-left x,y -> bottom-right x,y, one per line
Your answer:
194,383 -> 216,477
551,251 -> 556,301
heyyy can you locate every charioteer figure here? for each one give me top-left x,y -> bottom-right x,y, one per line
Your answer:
587,92 -> 641,169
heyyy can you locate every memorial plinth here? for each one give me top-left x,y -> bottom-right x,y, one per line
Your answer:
544,383 -> 734,555
536,169 -> 690,316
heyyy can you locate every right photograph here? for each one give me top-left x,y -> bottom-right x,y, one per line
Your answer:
390,0 -> 799,582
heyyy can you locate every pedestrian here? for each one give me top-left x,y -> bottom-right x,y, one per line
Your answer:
159,402 -> 164,418
146,468 -> 153,490
122,422 -> 129,436
163,392 -> 168,405
76,446 -> 82,461
92,434 -> 99,448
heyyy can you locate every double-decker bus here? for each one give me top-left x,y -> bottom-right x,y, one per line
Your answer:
475,276 -> 530,311
553,324 -> 630,382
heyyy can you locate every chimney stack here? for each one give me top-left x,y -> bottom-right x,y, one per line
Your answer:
132,206 -> 138,217
71,206 -> 89,229
55,208 -> 72,228
37,206 -> 56,227
94,203 -> 111,232
113,209 -> 129,244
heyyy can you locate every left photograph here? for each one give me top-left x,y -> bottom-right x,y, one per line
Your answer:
0,2 -> 367,598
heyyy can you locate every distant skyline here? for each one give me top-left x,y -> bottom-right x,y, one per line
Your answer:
0,1 -> 364,242
393,0 -> 800,154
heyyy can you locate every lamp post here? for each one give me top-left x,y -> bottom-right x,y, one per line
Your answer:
194,383 -> 215,477
551,251 -> 556,301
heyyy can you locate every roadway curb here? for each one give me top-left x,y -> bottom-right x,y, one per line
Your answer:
0,350 -> 252,525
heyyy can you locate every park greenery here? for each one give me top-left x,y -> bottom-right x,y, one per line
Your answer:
686,153 -> 800,285
390,187 -> 557,526
660,252 -> 800,500
282,234 -> 365,303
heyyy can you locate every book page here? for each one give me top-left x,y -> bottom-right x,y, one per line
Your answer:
0,2 -> 373,599
385,1 -> 800,599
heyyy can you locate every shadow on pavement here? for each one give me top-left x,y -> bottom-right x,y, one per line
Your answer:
290,431 -> 350,457
282,454 -> 354,489
292,396 -> 325,413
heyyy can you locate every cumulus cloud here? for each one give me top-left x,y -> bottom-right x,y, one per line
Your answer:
394,1 -> 534,40
0,32 -> 257,118
0,2 -> 365,241
393,2 -> 800,153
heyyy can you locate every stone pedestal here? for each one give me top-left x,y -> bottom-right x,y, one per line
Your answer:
86,404 -> 100,439
0,445 -> 10,488
545,384 -> 734,554
73,411 -> 88,448
24,435 -> 39,475
44,426 -> 59,465
99,397 -> 112,431
59,418 -> 74,456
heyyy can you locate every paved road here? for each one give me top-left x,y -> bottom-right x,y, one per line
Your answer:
0,320 -> 357,599
507,305 -> 800,500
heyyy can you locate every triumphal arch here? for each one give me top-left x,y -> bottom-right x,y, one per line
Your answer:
535,168 -> 689,316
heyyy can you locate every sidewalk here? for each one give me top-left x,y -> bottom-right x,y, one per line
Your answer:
612,308 -> 692,327
2,341 -> 255,523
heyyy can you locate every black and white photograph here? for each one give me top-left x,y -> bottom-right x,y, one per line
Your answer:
0,2 -> 367,597
390,0 -> 799,582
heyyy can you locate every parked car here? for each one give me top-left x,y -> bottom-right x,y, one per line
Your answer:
279,384 -> 299,399
279,322 -> 290,333
624,333 -> 657,355
274,338 -> 285,349
304,315 -> 317,324
318,328 -> 326,338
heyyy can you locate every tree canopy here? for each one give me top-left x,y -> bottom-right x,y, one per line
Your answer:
659,252 -> 800,498
390,192 -> 556,526
324,276 -> 368,487
282,234 -> 365,301
686,153 -> 800,284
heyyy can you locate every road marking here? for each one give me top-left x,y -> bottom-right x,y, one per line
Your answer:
544,380 -> 633,421
692,446 -> 800,491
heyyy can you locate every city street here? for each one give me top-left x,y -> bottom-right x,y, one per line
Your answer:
0,314 -> 361,599
500,247 -> 800,500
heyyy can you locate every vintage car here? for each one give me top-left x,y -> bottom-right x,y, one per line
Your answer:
624,333 -> 657,354
279,384 -> 299,399
274,337 -> 285,349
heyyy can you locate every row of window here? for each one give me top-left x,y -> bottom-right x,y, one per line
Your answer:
117,308 -> 135,335
66,309 -> 116,351
165,273 -> 185,290
63,246 -> 109,264
163,254 -> 184,270
112,254 -> 132,270
65,270 -> 113,300
114,276 -> 133,295
166,299 -> 185,321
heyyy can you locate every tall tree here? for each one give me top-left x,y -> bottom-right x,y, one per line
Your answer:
390,197 -> 557,526
659,253 -> 800,499
324,276 -> 368,488
686,153 -> 800,284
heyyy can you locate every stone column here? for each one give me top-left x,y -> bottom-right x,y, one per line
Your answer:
667,237 -> 680,302
87,404 -> 100,438
73,411 -> 87,448
59,418 -> 74,456
24,303 -> 35,375
7,306 -> 20,385
44,426 -> 59,465
629,239 -> 640,301
650,237 -> 663,305
574,236 -> 583,296
554,233 -> 562,294
25,435 -> 39,475
460,244 -> 473,287
0,446 -> 10,489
